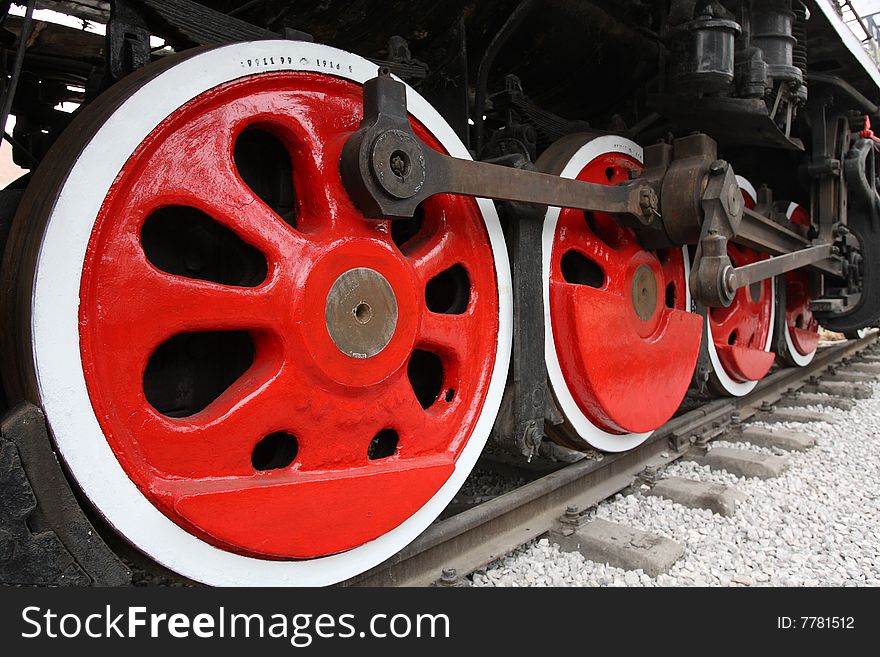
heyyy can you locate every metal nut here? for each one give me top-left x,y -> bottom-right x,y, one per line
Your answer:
638,187 -> 659,220
709,159 -> 727,175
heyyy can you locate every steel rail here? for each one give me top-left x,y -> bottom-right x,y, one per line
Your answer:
345,333 -> 879,587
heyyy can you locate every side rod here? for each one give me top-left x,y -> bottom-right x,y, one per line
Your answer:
340,68 -> 656,225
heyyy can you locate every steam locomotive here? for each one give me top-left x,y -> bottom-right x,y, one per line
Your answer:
0,0 -> 876,586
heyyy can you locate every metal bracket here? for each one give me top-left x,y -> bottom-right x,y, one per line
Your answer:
491,183 -> 547,459
557,505 -> 590,529
635,464 -> 663,486
688,159 -> 836,307
690,302 -> 712,392
107,0 -> 152,82
688,159 -> 742,307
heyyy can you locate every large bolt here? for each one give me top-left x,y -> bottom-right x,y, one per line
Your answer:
369,129 -> 426,200
390,151 -> 410,179
437,567 -> 462,587
639,187 -> 659,221
709,159 -> 728,175
722,265 -> 736,299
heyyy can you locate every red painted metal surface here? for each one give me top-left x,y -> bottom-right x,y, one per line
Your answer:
708,188 -> 775,383
77,72 -> 500,559
784,204 -> 820,356
860,115 -> 880,145
549,152 -> 702,434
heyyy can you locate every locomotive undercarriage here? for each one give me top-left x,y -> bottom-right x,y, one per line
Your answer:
1,0 -> 878,585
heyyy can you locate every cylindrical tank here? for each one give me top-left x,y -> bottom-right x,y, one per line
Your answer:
751,0 -> 803,87
674,5 -> 742,95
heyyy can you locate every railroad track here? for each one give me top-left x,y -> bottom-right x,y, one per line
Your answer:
347,333 -> 880,587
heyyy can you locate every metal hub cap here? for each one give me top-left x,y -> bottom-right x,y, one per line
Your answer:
326,267 -> 398,358
631,264 -> 658,322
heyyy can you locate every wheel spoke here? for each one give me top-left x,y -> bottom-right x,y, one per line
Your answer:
660,251 -> 685,290
135,365 -> 291,478
418,311 -> 475,359
147,165 -> 307,261
90,253 -> 282,354
127,102 -> 314,259
556,213 -> 619,262
709,303 -> 739,336
711,299 -> 754,345
590,212 -> 642,258
189,180 -> 309,260
407,230 -> 471,284
250,86 -> 363,232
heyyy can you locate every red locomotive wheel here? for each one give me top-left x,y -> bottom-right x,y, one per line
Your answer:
540,135 -> 702,452
2,42 -> 511,585
706,177 -> 776,396
778,203 -> 820,366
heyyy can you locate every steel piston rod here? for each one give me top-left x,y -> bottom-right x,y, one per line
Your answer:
728,244 -> 835,291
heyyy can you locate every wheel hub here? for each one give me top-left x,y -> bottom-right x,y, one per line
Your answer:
325,267 -> 398,358
631,264 -> 658,322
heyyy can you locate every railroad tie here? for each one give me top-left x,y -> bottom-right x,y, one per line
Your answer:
549,519 -> 684,578
645,477 -> 742,517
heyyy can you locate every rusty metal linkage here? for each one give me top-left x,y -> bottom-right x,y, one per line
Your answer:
340,69 -> 842,309
340,68 -> 656,225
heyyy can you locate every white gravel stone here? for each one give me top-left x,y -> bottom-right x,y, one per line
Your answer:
472,377 -> 880,587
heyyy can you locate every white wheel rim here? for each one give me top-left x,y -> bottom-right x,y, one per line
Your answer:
784,318 -> 817,366
542,135 -> 693,452
736,176 -> 757,206
29,41 -> 512,586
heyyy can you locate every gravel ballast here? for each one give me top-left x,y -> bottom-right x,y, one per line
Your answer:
471,383 -> 880,587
